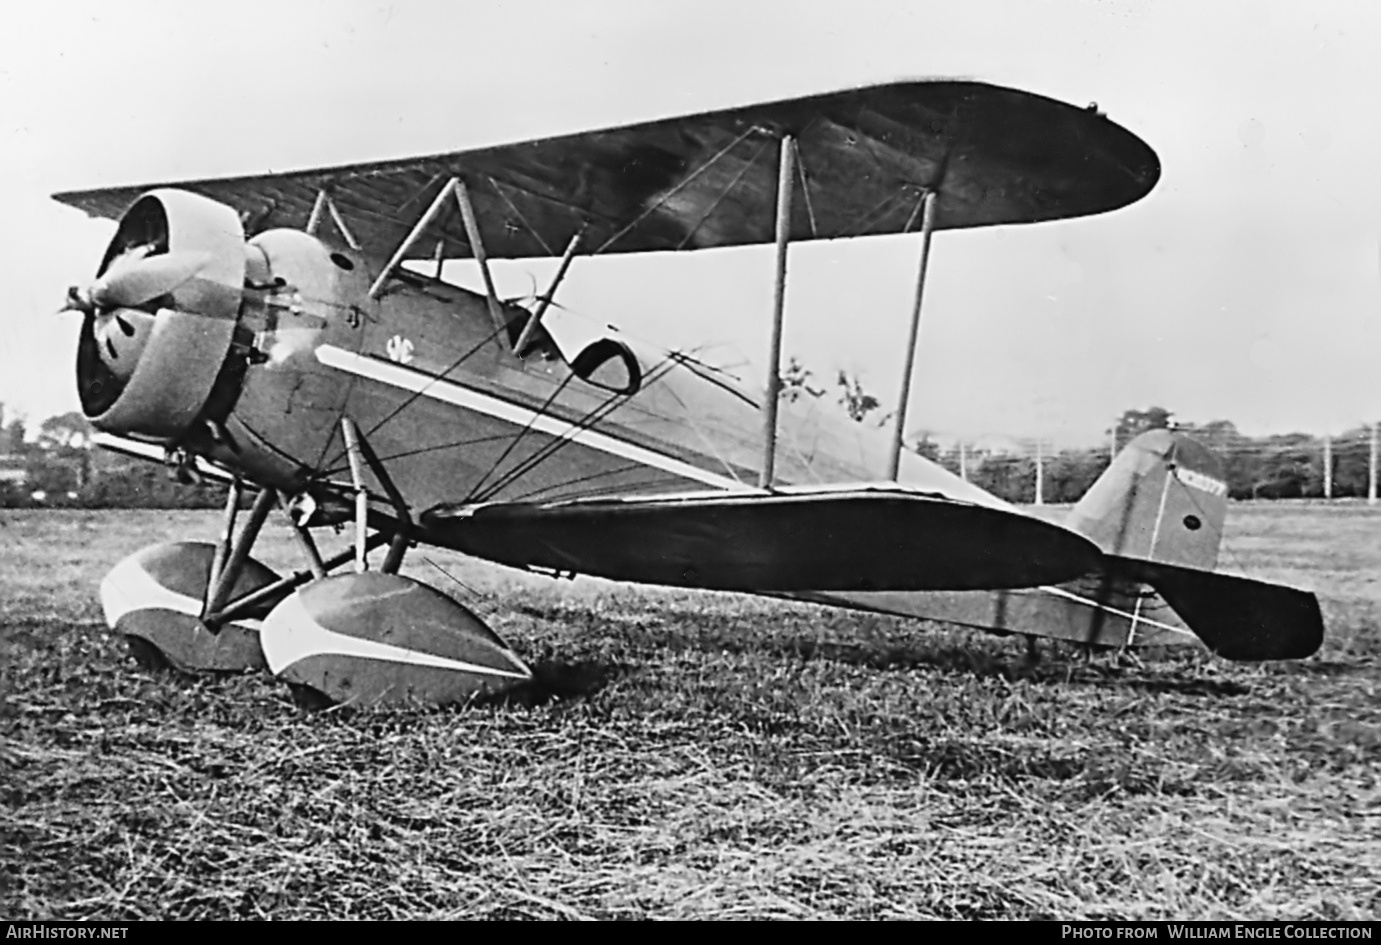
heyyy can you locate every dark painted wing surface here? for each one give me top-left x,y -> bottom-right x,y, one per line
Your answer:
53,80 -> 1158,262
422,489 -> 1103,593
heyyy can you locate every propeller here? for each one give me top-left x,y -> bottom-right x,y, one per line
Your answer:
64,247 -> 213,315
61,245 -> 213,380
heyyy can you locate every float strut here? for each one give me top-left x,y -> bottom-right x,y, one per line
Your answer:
207,533 -> 392,626
206,477 -> 242,603
339,418 -> 415,574
203,487 -> 277,619
352,431 -> 414,575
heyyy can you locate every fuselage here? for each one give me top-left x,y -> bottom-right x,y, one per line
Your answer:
180,228 -> 1006,533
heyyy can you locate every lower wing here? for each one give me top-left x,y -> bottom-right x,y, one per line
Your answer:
420,485 -> 1102,593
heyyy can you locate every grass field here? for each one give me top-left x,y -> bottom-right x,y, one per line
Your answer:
2,503 -> 1378,920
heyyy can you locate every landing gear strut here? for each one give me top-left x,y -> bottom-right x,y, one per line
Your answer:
103,420 -> 532,707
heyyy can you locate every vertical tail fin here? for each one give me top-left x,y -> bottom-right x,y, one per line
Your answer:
1065,429 -> 1228,570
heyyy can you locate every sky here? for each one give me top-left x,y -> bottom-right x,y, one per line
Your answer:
2,0 -> 1379,446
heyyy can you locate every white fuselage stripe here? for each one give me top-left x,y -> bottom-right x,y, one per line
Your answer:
316,345 -> 754,493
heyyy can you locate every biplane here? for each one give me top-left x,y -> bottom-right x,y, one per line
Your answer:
51,79 -> 1324,707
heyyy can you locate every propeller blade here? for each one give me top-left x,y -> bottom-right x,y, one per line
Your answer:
92,250 -> 212,309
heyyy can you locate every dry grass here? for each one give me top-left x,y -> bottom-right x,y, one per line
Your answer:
2,504 -> 1378,919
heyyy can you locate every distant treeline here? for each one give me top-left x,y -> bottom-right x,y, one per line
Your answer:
1,451 -> 223,510
0,401 -> 1374,509
920,413 -> 1379,503
0,408 -> 221,510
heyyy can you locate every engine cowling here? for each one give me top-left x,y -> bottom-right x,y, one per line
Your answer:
74,190 -> 247,443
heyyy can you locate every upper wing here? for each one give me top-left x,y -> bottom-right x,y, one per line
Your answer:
420,484 -> 1103,593
53,80 -> 1159,261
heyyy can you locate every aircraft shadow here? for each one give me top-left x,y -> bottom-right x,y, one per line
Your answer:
509,601 -> 1263,697
645,622 -> 1255,698
475,658 -> 627,709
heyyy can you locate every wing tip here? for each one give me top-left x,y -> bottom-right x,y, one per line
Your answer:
51,188 -> 133,222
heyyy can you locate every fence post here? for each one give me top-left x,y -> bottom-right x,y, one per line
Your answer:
1369,422 -> 1378,506
1323,433 -> 1332,500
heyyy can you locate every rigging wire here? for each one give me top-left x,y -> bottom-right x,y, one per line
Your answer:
420,554 -> 499,621
462,371 -> 579,504
359,320 -> 511,444
469,355 -> 682,504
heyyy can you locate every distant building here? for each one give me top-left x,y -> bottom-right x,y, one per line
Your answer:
0,455 -> 26,485
0,416 -> 28,484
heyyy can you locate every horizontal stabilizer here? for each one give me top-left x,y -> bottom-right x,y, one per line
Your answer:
423,488 -> 1102,594
1118,558 -> 1324,661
